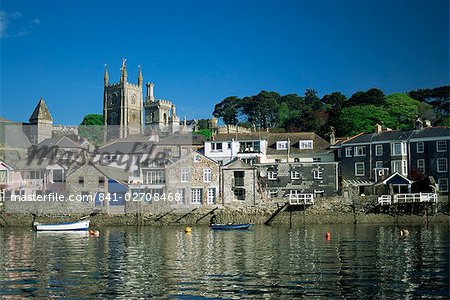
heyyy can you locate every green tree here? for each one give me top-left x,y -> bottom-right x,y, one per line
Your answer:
384,93 -> 425,130
408,86 -> 449,115
193,129 -> 213,140
81,114 -> 104,125
79,114 -> 104,145
213,96 -> 241,125
241,91 -> 281,129
337,105 -> 395,136
347,88 -> 386,106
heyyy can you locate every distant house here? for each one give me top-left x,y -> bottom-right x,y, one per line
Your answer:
204,132 -> 333,165
331,120 -> 450,194
256,160 -> 339,200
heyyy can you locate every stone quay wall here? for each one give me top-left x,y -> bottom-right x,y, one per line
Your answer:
1,195 -> 448,227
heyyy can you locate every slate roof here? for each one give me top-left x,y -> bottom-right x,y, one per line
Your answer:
222,159 -> 255,170
0,123 -> 31,149
212,132 -> 330,153
341,126 -> 450,145
38,136 -> 86,149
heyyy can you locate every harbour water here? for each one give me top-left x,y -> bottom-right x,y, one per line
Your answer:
0,224 -> 448,299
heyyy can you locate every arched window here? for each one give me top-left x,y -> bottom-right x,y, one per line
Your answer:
163,113 -> 167,125
131,95 -> 136,105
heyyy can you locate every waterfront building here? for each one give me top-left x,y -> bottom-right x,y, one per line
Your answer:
204,132 -> 333,166
331,120 -> 450,195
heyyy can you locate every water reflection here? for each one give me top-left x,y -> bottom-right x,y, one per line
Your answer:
0,224 -> 448,299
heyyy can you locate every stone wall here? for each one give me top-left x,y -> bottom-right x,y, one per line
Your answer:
1,195 -> 447,227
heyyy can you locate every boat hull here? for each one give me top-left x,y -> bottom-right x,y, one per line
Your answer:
211,223 -> 252,230
34,220 -> 90,231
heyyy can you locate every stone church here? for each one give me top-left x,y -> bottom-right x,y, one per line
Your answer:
103,59 -> 189,138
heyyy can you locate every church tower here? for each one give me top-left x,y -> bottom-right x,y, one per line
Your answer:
144,83 -> 180,133
103,59 -> 143,138
28,98 -> 53,144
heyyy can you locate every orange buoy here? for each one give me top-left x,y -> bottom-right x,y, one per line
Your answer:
325,231 -> 331,240
89,229 -> 100,237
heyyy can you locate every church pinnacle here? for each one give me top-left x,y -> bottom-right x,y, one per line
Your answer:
120,58 -> 127,83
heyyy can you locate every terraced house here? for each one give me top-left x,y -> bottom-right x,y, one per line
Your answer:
331,120 -> 450,195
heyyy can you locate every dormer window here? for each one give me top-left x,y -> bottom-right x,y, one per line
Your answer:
211,142 -> 223,152
299,140 -> 313,149
276,141 -> 288,150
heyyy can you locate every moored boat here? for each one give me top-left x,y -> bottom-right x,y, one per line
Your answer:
210,223 -> 252,230
33,220 -> 90,231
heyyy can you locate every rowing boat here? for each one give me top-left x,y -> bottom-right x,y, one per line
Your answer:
33,220 -> 90,231
210,223 -> 252,230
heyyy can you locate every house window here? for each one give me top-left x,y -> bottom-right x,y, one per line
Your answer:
355,162 -> 365,176
0,170 -> 7,183
234,188 -> 245,200
203,168 -> 212,182
438,178 -> 448,192
239,141 -> 260,153
146,170 -> 165,184
207,188 -> 216,204
98,177 -> 105,188
314,189 -> 324,197
313,158 -> 321,162
191,188 -> 202,204
242,158 -> 256,165
417,159 -> 425,173
176,188 -> 185,204
181,168 -> 190,183
78,177 -> 84,187
234,171 -> 245,186
211,142 -> 223,152
437,158 -> 448,173
276,141 -> 288,150
291,170 -> 300,180
313,169 -> 323,179
53,170 -> 63,183
345,147 -> 352,157
299,140 -> 313,149
268,189 -> 278,198
437,141 -> 447,152
354,146 -> 366,157
416,142 -> 424,153
391,160 -> 408,175
375,161 -> 383,169
227,142 -> 232,150
391,142 -> 407,156
375,144 -> 383,156
267,170 -> 277,180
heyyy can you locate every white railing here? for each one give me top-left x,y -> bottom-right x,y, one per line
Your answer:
289,193 -> 314,205
378,195 -> 392,206
378,193 -> 437,205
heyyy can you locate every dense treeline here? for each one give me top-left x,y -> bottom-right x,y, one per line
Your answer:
213,86 -> 449,137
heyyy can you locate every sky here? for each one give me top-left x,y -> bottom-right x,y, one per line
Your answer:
0,0 -> 449,125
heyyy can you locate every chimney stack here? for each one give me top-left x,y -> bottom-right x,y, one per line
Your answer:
375,123 -> 383,133
424,120 -> 432,127
146,82 -> 155,102
414,118 -> 424,130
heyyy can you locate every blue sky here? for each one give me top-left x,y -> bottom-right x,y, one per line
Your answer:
1,0 -> 448,125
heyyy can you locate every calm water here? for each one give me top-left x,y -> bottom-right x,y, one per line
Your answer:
0,224 -> 448,299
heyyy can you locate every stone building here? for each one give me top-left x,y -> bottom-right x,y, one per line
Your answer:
165,151 -> 220,206
144,82 -> 181,134
256,161 -> 339,199
103,60 -> 143,138
25,98 -> 54,144
221,159 -> 261,206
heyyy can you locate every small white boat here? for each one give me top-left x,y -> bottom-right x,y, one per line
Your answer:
33,220 -> 90,231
